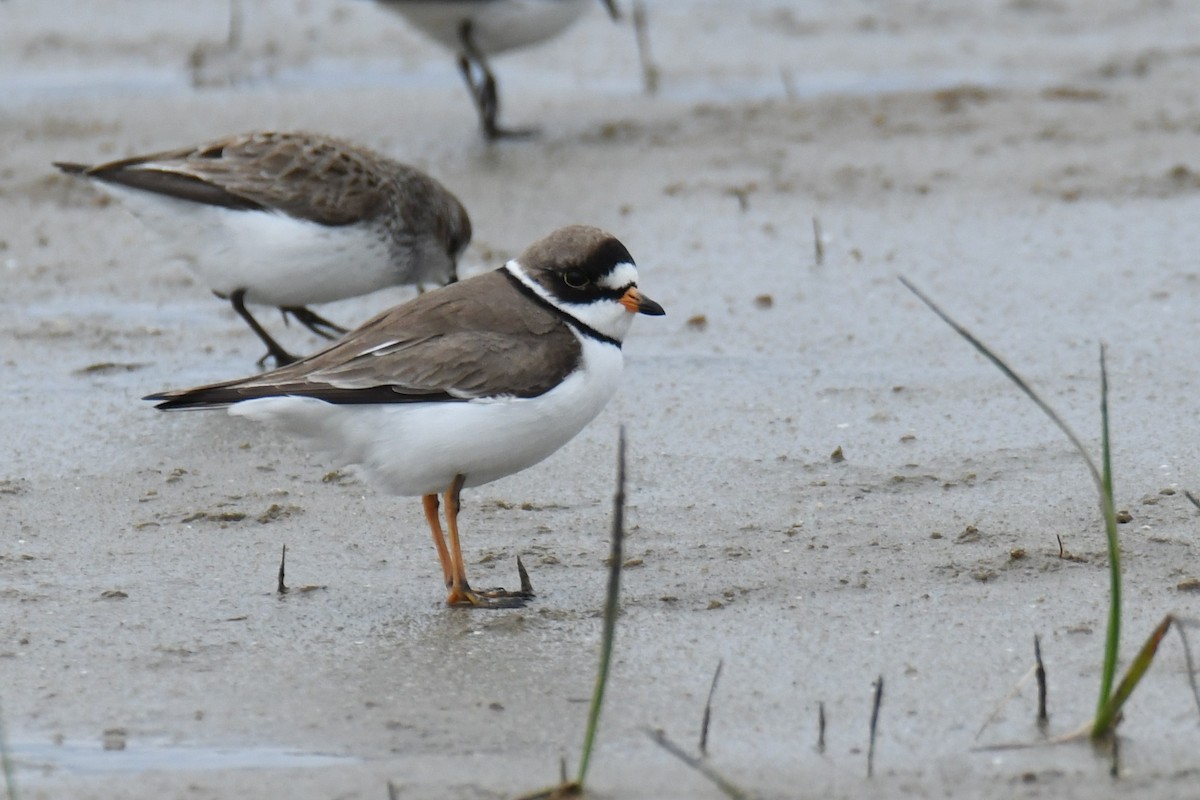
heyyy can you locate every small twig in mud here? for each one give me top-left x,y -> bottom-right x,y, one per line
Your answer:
1035,635 -> 1049,729
699,659 -> 724,756
631,0 -> 659,95
817,701 -> 827,754
1185,490 -> 1200,511
275,545 -> 325,595
646,729 -> 751,800
1109,734 -> 1120,778
277,544 -> 288,594
812,216 -> 824,266
867,676 -> 884,778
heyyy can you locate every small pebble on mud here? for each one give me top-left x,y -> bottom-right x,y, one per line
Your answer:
956,525 -> 981,543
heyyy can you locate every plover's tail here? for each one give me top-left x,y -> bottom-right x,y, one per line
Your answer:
144,386 -> 244,411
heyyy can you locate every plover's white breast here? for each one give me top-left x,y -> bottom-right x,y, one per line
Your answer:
228,330 -> 624,497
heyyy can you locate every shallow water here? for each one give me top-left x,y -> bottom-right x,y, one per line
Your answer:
0,56 -> 1016,106
11,738 -> 353,779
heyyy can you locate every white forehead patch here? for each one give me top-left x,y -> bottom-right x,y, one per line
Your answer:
598,262 -> 639,292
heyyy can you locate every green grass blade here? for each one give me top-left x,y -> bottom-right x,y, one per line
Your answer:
1092,616 -> 1172,736
899,278 -> 1125,732
1093,346 -> 1122,733
576,427 -> 627,786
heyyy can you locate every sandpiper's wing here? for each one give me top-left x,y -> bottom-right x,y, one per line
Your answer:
55,131 -> 391,226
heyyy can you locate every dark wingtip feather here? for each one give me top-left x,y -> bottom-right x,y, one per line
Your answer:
143,388 -> 237,411
143,393 -> 182,411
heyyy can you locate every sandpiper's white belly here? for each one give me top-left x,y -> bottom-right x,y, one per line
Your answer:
386,0 -> 591,55
229,333 -> 624,496
103,184 -> 397,307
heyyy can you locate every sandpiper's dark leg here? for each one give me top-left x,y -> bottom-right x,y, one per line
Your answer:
456,20 -> 536,141
281,305 -> 348,339
228,289 -> 298,367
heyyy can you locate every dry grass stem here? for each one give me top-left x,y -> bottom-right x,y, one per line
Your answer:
646,729 -> 751,800
975,664 -> 1037,740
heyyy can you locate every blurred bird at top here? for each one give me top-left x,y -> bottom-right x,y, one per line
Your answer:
371,0 -> 619,140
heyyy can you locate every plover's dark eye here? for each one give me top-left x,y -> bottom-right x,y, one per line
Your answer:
563,268 -> 589,289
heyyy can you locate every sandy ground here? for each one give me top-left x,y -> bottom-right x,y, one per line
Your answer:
4,1 -> 1200,798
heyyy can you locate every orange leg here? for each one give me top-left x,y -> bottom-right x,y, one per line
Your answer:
441,474 -> 534,608
422,494 -> 453,589
443,474 -> 473,604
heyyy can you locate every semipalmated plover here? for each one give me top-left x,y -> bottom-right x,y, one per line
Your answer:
372,0 -> 619,139
145,225 -> 664,607
56,131 -> 472,366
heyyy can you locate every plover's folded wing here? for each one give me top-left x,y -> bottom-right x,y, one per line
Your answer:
146,270 -> 582,409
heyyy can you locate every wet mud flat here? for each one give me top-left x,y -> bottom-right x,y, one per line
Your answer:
4,1 -> 1200,798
